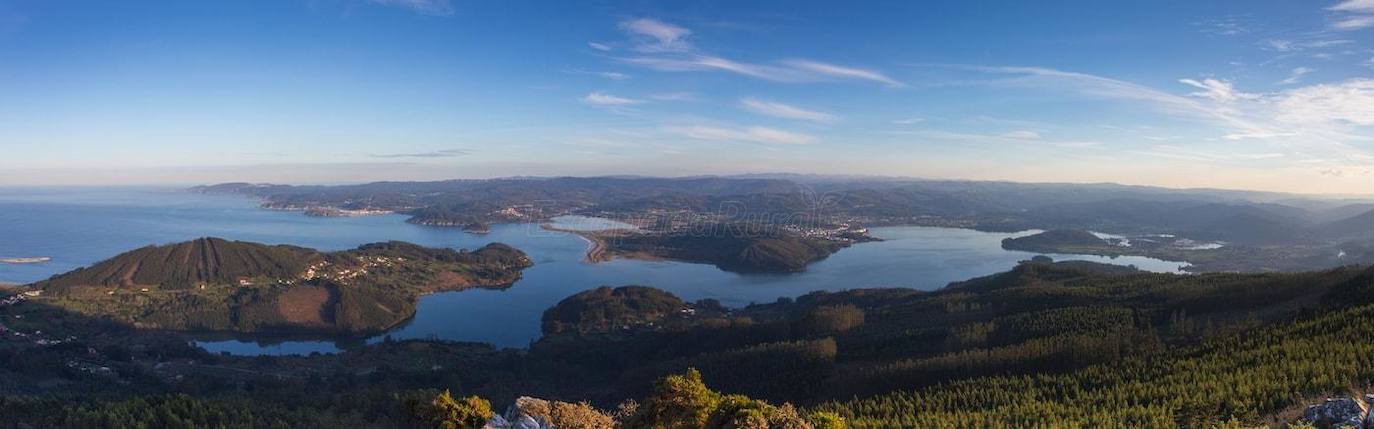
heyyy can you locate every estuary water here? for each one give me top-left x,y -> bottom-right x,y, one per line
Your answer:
0,187 -> 1188,355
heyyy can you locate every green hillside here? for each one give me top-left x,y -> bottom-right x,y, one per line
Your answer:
26,239 -> 531,334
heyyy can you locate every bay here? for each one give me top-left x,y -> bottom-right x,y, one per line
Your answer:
0,187 -> 1187,355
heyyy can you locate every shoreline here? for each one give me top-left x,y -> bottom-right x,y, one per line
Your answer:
539,223 -> 631,263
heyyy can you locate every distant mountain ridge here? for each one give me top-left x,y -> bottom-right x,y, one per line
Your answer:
194,175 -> 1374,273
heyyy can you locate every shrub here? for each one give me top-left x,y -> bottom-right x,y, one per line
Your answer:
404,390 -> 493,429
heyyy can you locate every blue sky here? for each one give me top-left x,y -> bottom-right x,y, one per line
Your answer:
0,0 -> 1371,193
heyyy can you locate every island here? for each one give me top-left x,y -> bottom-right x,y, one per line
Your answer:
0,257 -> 50,264
27,237 -> 531,335
1001,229 -> 1126,255
562,223 -> 873,273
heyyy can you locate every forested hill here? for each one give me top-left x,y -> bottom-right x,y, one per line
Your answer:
25,239 -> 532,334
585,224 -> 854,273
34,238 -> 319,292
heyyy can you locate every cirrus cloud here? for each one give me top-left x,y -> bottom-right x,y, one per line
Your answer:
582,92 -> 644,106
368,0 -> 454,16
664,125 -> 815,145
740,98 -> 837,122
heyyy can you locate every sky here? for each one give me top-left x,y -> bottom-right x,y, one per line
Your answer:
0,0 -> 1371,194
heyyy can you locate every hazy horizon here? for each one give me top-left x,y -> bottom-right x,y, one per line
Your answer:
2,0 -> 1371,193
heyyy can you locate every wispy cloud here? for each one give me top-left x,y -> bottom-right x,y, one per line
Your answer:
597,71 -> 630,80
1262,39 -> 1352,53
1332,15 -> 1374,29
611,18 -> 901,87
588,42 -> 612,52
619,18 -> 692,52
368,0 -> 454,16
370,149 -> 469,158
886,129 -> 1098,151
1273,78 -> 1374,127
664,125 -> 815,145
972,66 -> 1229,121
1178,78 -> 1258,102
582,92 -> 644,106
892,117 -> 925,125
649,92 -> 697,101
960,65 -> 1373,154
1195,16 -> 1250,36
740,98 -> 837,122
998,130 -> 1042,140
623,55 -> 901,86
1278,67 -> 1315,85
1223,131 -> 1298,141
1328,0 -> 1374,29
1331,0 -> 1374,12
565,69 -> 632,80
780,59 -> 905,87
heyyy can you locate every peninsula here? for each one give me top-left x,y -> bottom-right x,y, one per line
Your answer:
29,238 -> 531,335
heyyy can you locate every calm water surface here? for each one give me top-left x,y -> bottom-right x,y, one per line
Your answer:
0,187 -> 1187,355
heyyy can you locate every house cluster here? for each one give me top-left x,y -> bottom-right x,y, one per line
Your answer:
301,256 -> 403,283
781,223 -> 870,242
1,293 -> 26,307
65,358 -> 116,377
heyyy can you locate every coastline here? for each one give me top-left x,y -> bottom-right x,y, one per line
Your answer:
539,223 -> 629,263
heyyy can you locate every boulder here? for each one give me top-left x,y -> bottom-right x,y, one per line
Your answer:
483,397 -> 552,429
512,415 -> 547,429
1367,395 -> 1374,428
483,415 -> 510,429
1304,397 -> 1368,428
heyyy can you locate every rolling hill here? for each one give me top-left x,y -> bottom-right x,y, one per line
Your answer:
29,238 -> 532,334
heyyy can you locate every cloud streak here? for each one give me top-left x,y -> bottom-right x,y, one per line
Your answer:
781,59 -> 905,87
370,149 -> 469,158
1328,0 -> 1374,29
582,92 -> 644,106
619,18 -> 692,52
611,18 -> 902,87
1278,67 -> 1315,85
740,98 -> 837,122
665,125 -> 815,145
369,0 -> 454,16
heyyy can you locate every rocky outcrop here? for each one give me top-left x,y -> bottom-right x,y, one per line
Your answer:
482,396 -> 614,429
483,397 -> 553,429
1302,395 -> 1372,428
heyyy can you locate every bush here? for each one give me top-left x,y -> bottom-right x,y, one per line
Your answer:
807,411 -> 847,429
404,390 -> 493,429
625,369 -> 815,429
622,368 -> 721,429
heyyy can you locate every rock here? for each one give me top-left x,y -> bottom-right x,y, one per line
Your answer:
1304,397 -> 1368,428
483,415 -> 510,429
484,397 -> 552,429
512,415 -> 547,429
510,396 -> 552,419
1367,395 -> 1374,428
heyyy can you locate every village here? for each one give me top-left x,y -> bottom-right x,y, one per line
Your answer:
0,289 -> 71,348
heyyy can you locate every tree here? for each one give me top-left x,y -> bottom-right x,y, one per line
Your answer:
405,390 -> 493,429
